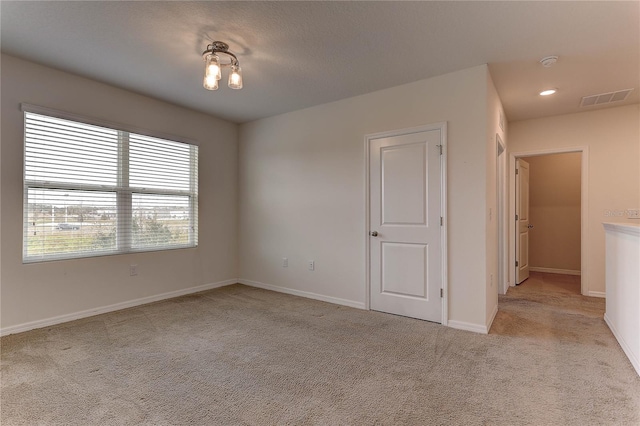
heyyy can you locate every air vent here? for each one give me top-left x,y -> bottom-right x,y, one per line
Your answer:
580,89 -> 634,107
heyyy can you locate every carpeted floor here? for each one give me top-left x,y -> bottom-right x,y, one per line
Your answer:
2,273 -> 639,425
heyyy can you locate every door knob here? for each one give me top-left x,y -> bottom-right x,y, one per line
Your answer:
370,231 -> 379,237
527,224 -> 534,229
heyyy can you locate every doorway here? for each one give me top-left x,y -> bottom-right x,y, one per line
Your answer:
509,148 -> 588,295
365,123 -> 447,324
515,158 -> 531,284
496,135 -> 508,295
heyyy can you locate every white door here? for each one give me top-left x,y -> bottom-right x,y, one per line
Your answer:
369,128 -> 443,322
516,159 -> 530,284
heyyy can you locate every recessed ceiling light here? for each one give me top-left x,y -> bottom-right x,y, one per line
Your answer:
539,89 -> 557,96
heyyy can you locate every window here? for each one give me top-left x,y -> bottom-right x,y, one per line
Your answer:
23,107 -> 198,262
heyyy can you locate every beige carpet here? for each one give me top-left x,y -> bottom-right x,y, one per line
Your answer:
2,273 -> 639,425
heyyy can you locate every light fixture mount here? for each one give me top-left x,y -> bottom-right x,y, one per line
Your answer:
208,41 -> 230,52
202,40 -> 243,90
539,56 -> 558,68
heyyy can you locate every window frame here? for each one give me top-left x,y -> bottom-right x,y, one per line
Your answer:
22,104 -> 199,263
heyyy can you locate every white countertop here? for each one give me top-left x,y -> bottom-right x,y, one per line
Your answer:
603,222 -> 640,236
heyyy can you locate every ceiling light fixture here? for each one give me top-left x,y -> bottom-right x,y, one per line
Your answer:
202,41 -> 243,91
539,89 -> 557,96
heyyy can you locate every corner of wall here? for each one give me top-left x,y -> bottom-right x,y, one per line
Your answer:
484,68 -> 507,325
1,55 -> 240,330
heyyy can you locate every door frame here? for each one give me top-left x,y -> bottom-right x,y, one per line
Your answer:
508,146 -> 589,295
364,122 -> 448,325
515,158 -> 531,284
496,134 -> 508,295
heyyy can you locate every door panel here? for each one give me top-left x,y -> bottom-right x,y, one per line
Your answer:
516,159 -> 530,284
382,144 -> 426,225
381,242 -> 428,298
369,128 -> 442,322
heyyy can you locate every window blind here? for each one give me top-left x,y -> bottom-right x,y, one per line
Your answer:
23,110 -> 198,262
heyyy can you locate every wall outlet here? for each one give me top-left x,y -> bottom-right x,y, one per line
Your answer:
130,264 -> 138,276
282,257 -> 288,267
308,260 -> 315,271
490,274 -> 493,287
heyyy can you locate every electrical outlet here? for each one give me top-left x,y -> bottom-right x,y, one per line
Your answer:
130,264 -> 138,276
490,274 -> 493,287
282,257 -> 288,267
308,260 -> 315,271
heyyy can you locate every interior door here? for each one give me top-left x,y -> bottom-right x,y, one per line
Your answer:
369,128 -> 442,322
516,158 -> 530,284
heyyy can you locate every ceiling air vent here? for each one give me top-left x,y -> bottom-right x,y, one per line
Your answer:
580,89 -> 634,107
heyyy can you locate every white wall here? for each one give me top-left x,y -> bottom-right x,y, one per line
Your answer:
2,58 -> 507,334
509,105 -> 640,295
485,72 -> 507,327
0,55 -> 239,332
239,65 -> 497,331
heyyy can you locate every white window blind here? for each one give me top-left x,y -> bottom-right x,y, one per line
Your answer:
23,109 -> 198,262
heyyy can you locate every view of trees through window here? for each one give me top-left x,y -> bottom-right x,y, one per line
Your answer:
23,110 -> 198,261
25,195 -> 191,257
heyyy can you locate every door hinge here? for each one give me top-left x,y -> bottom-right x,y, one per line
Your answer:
515,214 -> 519,220
440,216 -> 443,226
515,261 -> 519,267
440,288 -> 444,298
516,168 -> 519,175
437,144 -> 443,155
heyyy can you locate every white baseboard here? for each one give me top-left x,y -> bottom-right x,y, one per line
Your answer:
238,279 -> 365,310
486,304 -> 499,333
604,313 -> 640,377
529,267 -> 581,276
588,291 -> 606,298
0,279 -> 237,337
448,319 -> 488,334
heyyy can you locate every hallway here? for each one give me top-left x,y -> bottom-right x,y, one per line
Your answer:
492,271 -> 605,337
512,271 -> 581,296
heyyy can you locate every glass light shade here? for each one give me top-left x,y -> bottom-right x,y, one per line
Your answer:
204,54 -> 222,81
203,74 -> 219,90
228,66 -> 243,89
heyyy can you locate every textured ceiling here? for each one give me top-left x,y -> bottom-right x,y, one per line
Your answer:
1,1 -> 638,123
